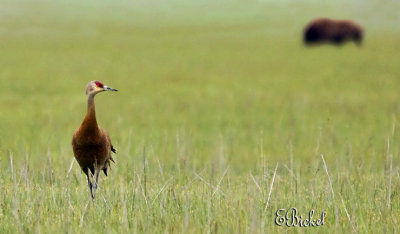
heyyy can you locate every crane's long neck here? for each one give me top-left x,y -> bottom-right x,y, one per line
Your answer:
81,94 -> 98,131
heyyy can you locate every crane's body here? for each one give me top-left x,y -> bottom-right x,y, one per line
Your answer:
72,81 -> 117,199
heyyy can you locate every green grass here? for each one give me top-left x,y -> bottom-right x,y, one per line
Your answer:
1,0 -> 400,232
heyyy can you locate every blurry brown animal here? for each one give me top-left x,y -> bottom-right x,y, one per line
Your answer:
303,18 -> 363,45
72,81 -> 117,199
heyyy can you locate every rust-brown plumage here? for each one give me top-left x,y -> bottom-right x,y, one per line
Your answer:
72,80 -> 117,199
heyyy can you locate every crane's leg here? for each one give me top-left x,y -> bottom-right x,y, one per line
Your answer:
85,171 -> 95,200
93,170 -> 100,194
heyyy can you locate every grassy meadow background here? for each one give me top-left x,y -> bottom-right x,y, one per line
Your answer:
1,0 -> 400,232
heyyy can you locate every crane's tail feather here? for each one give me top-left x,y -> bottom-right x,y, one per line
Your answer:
102,159 -> 113,176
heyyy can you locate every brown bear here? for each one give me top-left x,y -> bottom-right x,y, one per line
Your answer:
303,18 -> 363,45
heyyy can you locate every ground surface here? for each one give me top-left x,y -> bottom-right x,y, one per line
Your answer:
0,0 -> 400,233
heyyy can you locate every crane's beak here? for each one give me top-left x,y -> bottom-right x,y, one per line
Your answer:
104,86 -> 118,92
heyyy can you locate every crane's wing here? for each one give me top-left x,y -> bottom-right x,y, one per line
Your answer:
99,128 -> 117,176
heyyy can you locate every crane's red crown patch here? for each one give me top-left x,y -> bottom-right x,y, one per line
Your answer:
95,81 -> 104,88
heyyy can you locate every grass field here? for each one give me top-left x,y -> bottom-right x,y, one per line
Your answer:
1,0 -> 400,232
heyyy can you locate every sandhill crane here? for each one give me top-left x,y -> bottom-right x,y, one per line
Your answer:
72,81 -> 117,199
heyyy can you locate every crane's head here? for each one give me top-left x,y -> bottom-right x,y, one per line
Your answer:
86,81 -> 118,96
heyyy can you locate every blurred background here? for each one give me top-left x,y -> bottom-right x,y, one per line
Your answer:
0,0 -> 400,231
1,0 -> 399,169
